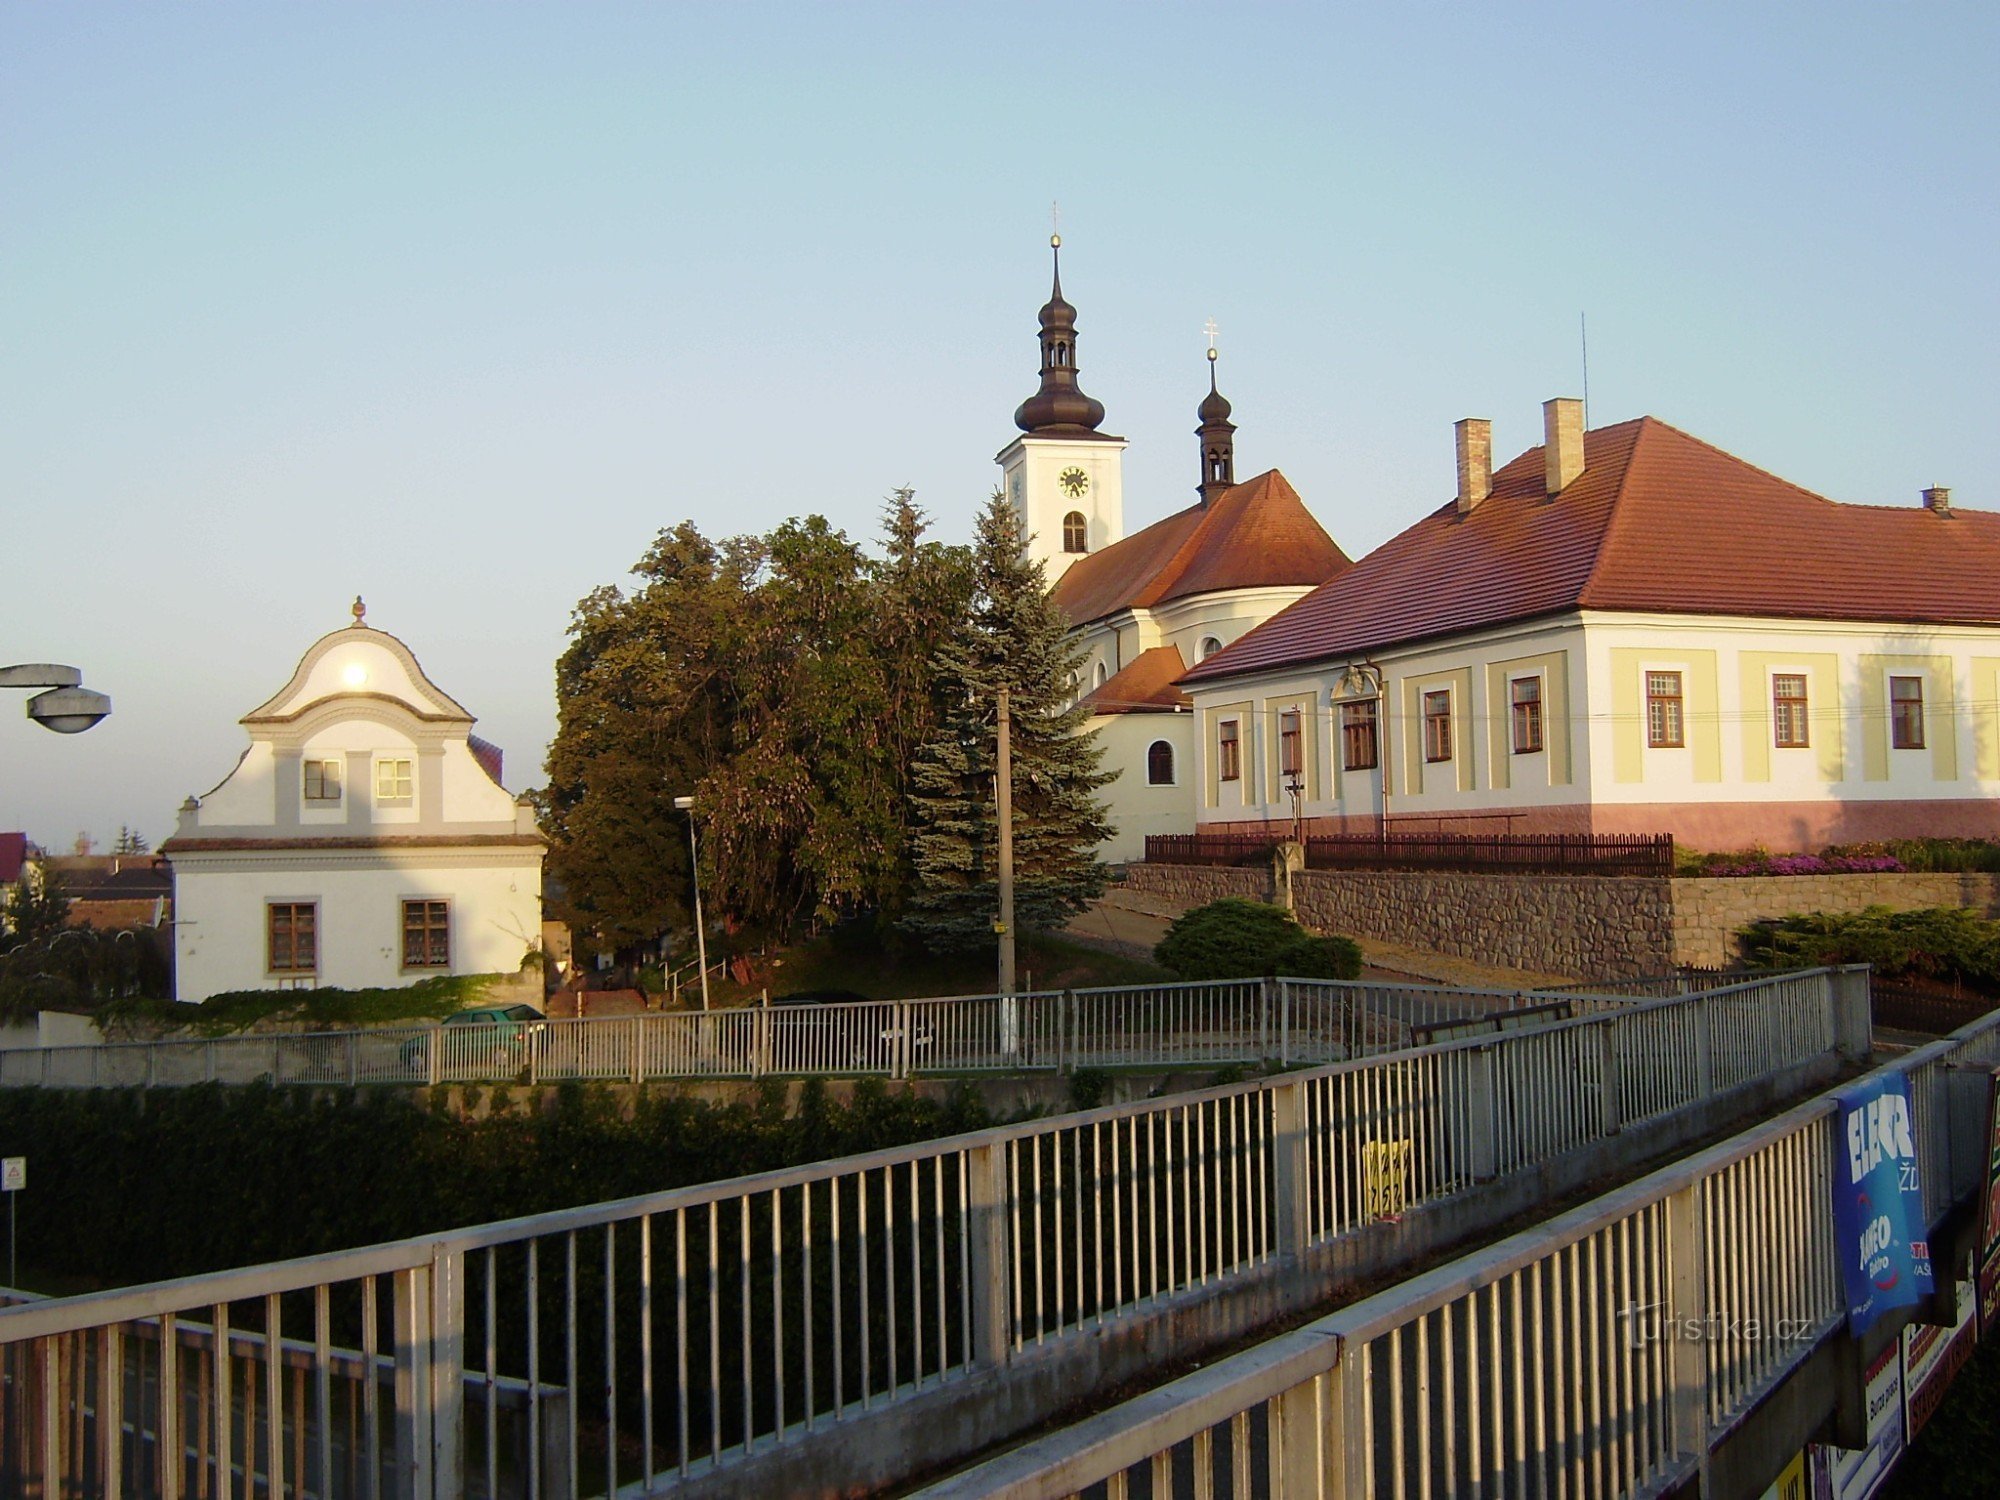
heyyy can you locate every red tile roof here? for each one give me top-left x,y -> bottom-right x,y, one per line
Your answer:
1185,417 -> 2000,683
1079,646 -> 1193,715
1052,469 -> 1352,628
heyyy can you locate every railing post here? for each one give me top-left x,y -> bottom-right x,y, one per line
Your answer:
206,1040 -> 217,1083
1693,995 -> 1715,1096
964,1140 -> 1013,1368
1467,1046 -> 1500,1180
349,1032 -> 360,1087
429,1250 -> 466,1498
1271,1076 -> 1309,1264
1312,1336 -> 1369,1500
1597,1018 -> 1623,1139
753,1005 -> 770,1079
426,1031 -> 441,1090
893,1002 -> 909,1081
145,1045 -> 156,1090
1664,1182 -> 1711,1480
392,1263 -> 436,1500
632,1017 -> 644,1084
1280,979 -> 1292,1066
1832,965 -> 1872,1062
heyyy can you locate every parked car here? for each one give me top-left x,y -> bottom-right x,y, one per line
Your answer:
400,1004 -> 548,1077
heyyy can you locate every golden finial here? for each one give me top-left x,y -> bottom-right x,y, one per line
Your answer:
351,596 -> 367,626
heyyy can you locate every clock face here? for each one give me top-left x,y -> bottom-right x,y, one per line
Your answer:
1008,469 -> 1024,504
1058,466 -> 1090,499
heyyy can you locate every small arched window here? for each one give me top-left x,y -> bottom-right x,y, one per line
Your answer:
1147,740 -> 1175,786
1063,512 -> 1088,553
1094,660 -> 1109,688
1200,636 -> 1223,660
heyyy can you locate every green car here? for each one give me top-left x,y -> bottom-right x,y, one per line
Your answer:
401,1004 -> 547,1076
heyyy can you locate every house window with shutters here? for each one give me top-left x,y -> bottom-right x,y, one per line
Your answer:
1422,690 -> 1453,763
1772,675 -> 1810,749
1218,720 -> 1242,782
268,902 -> 317,975
1646,671 -> 1685,749
1510,678 -> 1543,754
1340,699 -> 1378,772
1890,676 -> 1926,750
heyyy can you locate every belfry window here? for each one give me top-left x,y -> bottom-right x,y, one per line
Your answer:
1062,512 -> 1088,553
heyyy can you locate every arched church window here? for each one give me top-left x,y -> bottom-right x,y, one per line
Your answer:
1147,740 -> 1175,785
1200,636 -> 1223,660
1063,512 -> 1088,553
1094,660 -> 1109,688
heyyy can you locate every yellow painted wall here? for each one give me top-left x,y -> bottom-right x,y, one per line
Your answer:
1485,650 -> 1571,790
1859,654 -> 1957,782
1737,651 -> 1842,783
1610,647 -> 1720,783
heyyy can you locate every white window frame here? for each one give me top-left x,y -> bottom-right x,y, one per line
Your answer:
376,757 -> 414,804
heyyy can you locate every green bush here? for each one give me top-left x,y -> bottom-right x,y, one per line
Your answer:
1154,899 -> 1362,981
1270,934 -> 1364,980
1740,906 -> 2000,986
101,973 -> 503,1033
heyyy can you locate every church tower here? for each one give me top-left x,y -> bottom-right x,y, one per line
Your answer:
1195,342 -> 1237,506
995,236 -> 1126,585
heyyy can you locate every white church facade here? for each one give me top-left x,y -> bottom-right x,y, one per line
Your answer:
999,239 -> 1352,860
161,604 -> 545,1002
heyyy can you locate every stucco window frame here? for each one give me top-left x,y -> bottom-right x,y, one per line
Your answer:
1339,699 -> 1378,773
1645,669 -> 1686,750
1062,511 -> 1088,554
1199,636 -> 1223,661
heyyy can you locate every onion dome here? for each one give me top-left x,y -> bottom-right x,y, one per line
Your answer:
1013,236 -> 1108,436
1195,346 -> 1237,505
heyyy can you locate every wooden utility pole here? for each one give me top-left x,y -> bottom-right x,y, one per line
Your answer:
996,687 -> 1016,1011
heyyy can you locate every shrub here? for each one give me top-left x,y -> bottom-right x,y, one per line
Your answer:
1154,899 -> 1362,981
1741,906 -> 2000,986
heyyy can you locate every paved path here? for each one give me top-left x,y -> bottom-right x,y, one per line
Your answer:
1062,889 -> 1582,991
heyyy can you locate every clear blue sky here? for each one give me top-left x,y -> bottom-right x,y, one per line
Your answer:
3,2 -> 1994,848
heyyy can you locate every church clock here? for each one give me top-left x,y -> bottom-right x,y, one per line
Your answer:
1058,466 -> 1090,498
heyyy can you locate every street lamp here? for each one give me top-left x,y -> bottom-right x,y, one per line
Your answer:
1,664 -> 111,735
672,795 -> 710,1011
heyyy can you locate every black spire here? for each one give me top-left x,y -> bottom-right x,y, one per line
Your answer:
1013,236 -> 1108,436
1195,346 -> 1236,505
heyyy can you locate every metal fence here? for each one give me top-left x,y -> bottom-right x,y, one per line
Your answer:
1144,830 -> 1677,877
0,968 -> 1855,1498
0,977 -> 1626,1091
914,974 -> 2000,1500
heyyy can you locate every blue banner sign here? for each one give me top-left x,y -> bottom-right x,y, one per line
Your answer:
1835,1074 -> 1934,1334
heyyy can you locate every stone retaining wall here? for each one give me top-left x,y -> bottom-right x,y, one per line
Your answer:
1671,872 -> 2000,968
1121,863 -> 2000,980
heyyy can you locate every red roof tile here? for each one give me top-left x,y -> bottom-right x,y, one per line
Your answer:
1079,646 -> 1193,714
1185,417 -> 2000,683
1052,470 -> 1352,628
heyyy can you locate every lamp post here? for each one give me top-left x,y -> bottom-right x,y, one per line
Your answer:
0,664 -> 111,735
672,795 -> 710,1011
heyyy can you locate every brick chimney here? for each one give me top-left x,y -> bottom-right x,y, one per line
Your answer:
1922,485 -> 1952,516
1543,397 -> 1584,495
1455,417 -> 1492,515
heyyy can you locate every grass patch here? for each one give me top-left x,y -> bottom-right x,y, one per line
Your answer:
103,974 -> 510,1035
708,930 -> 1173,1007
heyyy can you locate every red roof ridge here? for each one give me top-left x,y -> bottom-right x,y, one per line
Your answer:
1080,644 -> 1193,714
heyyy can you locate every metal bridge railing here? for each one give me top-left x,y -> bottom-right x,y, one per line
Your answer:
0,976 -> 1649,1091
914,971 -> 2000,1500
0,968 -> 1855,1498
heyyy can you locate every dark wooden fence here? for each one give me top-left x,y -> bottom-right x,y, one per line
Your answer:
1872,980 -> 2000,1037
1144,830 -> 1675,877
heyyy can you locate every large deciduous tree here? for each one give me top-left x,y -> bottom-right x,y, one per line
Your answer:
901,492 -> 1111,954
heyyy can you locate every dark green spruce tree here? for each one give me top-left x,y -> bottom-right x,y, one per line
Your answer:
902,491 -> 1112,953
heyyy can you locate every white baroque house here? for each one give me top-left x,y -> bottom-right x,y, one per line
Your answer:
162,603 -> 545,1002
1000,241 -> 1352,861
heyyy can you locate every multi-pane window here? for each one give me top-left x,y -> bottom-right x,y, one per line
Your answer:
1200,637 -> 1223,660
1646,671 -> 1685,748
1890,676 -> 1926,750
402,900 -> 450,969
1218,720 -> 1242,782
1278,709 -> 1303,781
1422,690 -> 1453,763
1062,511 -> 1088,554
303,759 -> 342,802
1147,740 -> 1175,786
268,902 -> 317,974
1510,678 -> 1543,754
376,758 -> 413,802
1772,675 -> 1810,748
1341,699 -> 1379,772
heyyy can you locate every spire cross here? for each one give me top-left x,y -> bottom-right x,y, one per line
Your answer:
1204,317 -> 1219,353
1051,200 -> 1061,244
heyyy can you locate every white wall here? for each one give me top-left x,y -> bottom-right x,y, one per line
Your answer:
172,853 -> 543,1001
1089,714 -> 1197,862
